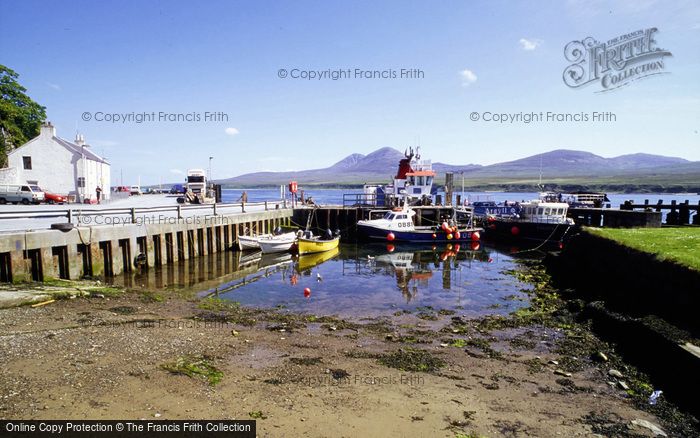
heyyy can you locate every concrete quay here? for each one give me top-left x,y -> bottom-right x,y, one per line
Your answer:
0,197 -> 292,283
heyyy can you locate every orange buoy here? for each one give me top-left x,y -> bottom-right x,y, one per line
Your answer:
454,244 -> 461,252
471,231 -> 480,241
441,222 -> 449,231
432,233 -> 437,239
387,232 -> 395,241
447,233 -> 453,240
303,287 -> 311,298
454,231 -> 461,240
511,226 -> 520,236
470,241 -> 480,251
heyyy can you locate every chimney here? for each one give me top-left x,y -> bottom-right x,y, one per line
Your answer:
40,121 -> 56,137
75,133 -> 86,146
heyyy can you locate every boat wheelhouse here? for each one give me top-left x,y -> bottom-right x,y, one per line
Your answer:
483,199 -> 576,245
362,147 -> 435,206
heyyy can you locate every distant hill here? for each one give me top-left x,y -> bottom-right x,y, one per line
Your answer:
217,147 -> 699,189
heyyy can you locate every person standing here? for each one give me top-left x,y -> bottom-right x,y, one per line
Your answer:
96,186 -> 102,204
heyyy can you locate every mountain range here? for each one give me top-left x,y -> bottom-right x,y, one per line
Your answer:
218,147 -> 700,189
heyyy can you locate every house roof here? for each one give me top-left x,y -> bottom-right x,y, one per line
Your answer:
53,137 -> 109,164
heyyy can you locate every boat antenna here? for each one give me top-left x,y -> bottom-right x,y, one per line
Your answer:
538,156 -> 544,191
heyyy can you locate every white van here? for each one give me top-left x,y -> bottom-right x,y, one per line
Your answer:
130,185 -> 142,195
0,184 -> 46,204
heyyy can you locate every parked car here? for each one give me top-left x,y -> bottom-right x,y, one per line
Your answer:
43,192 -> 67,204
0,184 -> 45,204
130,185 -> 142,195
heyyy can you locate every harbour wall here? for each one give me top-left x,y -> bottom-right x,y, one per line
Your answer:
545,230 -> 700,417
0,208 -> 293,283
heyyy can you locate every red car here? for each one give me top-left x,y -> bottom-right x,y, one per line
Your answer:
44,192 -> 67,204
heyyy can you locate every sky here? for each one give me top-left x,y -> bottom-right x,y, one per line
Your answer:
1,0 -> 699,185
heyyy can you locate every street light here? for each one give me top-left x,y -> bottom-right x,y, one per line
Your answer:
208,156 -> 213,181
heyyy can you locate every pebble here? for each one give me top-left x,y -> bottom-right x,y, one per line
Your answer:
608,369 -> 623,378
553,369 -> 572,377
618,381 -> 630,390
548,360 -> 559,366
594,352 -> 609,362
631,419 -> 667,437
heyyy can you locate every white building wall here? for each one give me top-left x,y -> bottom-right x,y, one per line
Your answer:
5,123 -> 111,202
7,125 -> 76,195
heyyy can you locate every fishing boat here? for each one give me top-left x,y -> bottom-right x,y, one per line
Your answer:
360,146 -> 436,207
483,199 -> 575,245
257,232 -> 297,254
356,203 -> 483,243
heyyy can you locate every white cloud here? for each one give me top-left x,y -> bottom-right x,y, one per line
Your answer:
46,82 -> 61,90
169,168 -> 184,175
225,127 -> 240,136
459,69 -> 477,86
519,38 -> 542,51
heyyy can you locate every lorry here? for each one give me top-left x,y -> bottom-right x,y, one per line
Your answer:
178,169 -> 214,204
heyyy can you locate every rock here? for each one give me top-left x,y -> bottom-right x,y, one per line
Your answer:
553,369 -> 572,377
548,360 -> 559,366
608,369 -> 623,378
618,381 -> 630,390
631,419 -> 667,437
593,352 -> 608,362
231,330 -> 239,337
154,413 -> 161,418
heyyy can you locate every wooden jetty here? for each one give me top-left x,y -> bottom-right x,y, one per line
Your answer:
620,199 -> 700,225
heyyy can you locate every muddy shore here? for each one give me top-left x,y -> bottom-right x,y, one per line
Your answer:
0,264 -> 696,437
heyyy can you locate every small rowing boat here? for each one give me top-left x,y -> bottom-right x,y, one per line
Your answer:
258,232 -> 297,254
297,235 -> 340,255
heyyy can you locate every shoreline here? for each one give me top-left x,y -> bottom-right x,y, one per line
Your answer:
1,262 -> 696,436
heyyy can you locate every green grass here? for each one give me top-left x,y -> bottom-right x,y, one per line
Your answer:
588,227 -> 700,271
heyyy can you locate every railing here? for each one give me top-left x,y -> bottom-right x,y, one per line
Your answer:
0,199 -> 289,223
342,193 -> 379,208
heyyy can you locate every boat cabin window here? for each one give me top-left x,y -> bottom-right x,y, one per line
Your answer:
537,208 -> 544,215
384,212 -> 396,220
557,208 -> 564,215
397,214 -> 407,219
426,176 -> 433,185
416,176 -> 424,185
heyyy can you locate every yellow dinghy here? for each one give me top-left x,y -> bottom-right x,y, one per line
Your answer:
297,236 -> 340,255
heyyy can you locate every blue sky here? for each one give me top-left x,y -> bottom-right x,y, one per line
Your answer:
1,0 -> 699,185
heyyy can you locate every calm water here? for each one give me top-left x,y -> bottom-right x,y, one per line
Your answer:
115,243 -> 534,319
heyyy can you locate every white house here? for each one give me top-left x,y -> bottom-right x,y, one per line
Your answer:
1,122 -> 110,202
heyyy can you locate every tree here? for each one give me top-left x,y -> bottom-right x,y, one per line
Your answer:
0,65 -> 47,167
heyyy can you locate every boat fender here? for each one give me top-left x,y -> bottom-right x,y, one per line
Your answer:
471,231 -> 480,241
386,232 -> 395,241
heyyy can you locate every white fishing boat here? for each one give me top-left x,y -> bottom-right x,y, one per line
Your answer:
237,234 -> 270,251
258,232 -> 297,254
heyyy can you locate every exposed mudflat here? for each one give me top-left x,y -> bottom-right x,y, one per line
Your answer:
0,268 -> 692,437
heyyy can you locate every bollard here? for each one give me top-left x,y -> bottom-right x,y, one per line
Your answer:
131,208 -> 136,224
68,209 -> 73,224
265,201 -> 268,211
213,203 -> 217,216
177,205 -> 182,219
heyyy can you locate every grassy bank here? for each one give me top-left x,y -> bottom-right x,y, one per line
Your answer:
586,227 -> 700,271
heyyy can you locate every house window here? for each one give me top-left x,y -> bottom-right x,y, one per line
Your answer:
22,156 -> 32,170
77,177 -> 85,188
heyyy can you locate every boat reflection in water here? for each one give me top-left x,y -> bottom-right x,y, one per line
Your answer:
108,242 -> 530,319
